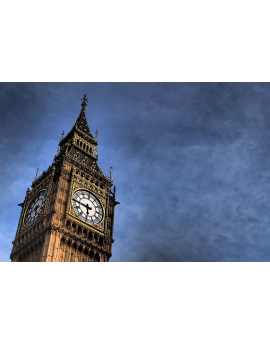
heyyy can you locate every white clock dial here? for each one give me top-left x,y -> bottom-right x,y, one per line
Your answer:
25,190 -> 47,226
72,190 -> 103,224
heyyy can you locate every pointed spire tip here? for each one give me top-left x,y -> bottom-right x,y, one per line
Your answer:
81,94 -> 88,109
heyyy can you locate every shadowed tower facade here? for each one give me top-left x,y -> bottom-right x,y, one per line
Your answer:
10,95 -> 119,262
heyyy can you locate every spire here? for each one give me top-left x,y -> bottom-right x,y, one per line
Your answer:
74,94 -> 93,137
59,94 -> 97,147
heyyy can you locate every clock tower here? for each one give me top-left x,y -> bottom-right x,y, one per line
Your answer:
10,95 -> 119,262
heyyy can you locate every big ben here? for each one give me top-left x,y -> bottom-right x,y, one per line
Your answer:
10,95 -> 119,262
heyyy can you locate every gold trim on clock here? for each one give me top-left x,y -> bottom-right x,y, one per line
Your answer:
71,189 -> 105,226
23,189 -> 48,227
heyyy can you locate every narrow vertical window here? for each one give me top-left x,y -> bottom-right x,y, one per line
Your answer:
70,253 -> 73,262
64,251 -> 67,262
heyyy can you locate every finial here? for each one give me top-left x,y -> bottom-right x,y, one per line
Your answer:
95,130 -> 98,140
109,166 -> 114,181
57,146 -> 60,154
61,131 -> 64,139
35,168 -> 40,177
81,94 -> 88,110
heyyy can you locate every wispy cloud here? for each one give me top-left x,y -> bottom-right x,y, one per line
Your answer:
1,83 -> 270,261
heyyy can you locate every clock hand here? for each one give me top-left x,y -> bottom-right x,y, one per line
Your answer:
85,203 -> 92,215
72,198 -> 87,207
73,198 -> 80,206
72,199 -> 92,211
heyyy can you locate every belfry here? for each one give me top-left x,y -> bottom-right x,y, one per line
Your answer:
10,95 -> 119,262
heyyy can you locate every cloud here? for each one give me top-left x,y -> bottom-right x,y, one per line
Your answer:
1,82 -> 270,261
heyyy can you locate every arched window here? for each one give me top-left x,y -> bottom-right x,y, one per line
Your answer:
70,253 -> 73,262
77,226 -> 82,235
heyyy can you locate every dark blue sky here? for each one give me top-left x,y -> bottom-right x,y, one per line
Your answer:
1,82 -> 270,261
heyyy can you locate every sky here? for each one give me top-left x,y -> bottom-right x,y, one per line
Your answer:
1,82 -> 270,262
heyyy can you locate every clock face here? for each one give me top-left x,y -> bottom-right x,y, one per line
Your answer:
72,190 -> 103,224
25,190 -> 47,226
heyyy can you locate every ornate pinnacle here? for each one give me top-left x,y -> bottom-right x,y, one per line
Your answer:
60,130 -> 64,142
81,94 -> 88,110
109,166 -> 113,181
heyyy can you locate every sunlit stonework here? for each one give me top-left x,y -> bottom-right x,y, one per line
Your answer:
10,95 -> 119,262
